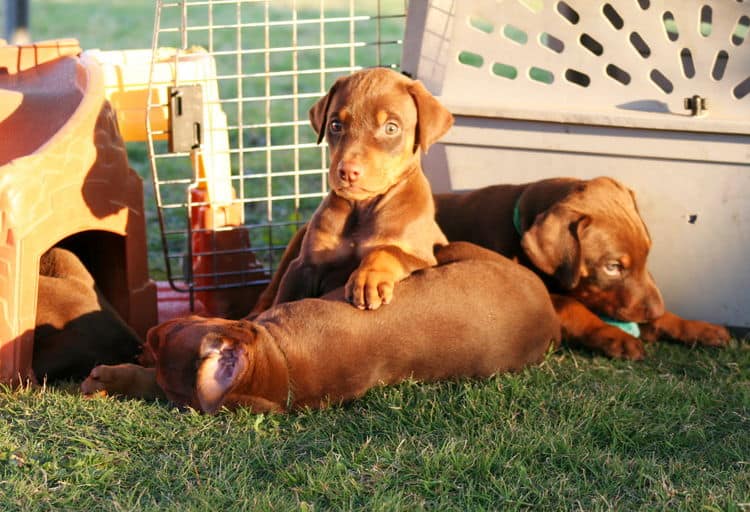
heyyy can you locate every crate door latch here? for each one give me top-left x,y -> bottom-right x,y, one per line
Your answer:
168,85 -> 203,152
684,95 -> 708,117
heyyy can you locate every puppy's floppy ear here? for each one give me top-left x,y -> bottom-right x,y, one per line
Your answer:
407,79 -> 454,154
141,317 -> 199,366
521,205 -> 590,289
141,318 -> 179,366
309,81 -> 339,145
140,325 -> 161,366
195,333 -> 249,414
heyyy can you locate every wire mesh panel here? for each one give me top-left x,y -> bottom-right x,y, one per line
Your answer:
146,0 -> 406,307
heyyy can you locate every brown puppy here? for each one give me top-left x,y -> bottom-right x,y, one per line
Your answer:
257,177 -> 730,358
273,67 -> 452,310
82,243 -> 560,412
33,247 -> 142,381
435,177 -> 731,359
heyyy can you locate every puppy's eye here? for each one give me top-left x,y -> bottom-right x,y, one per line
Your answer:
603,261 -> 623,276
384,121 -> 400,135
329,120 -> 343,133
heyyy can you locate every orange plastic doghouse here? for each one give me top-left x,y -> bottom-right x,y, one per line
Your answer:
0,39 -> 157,384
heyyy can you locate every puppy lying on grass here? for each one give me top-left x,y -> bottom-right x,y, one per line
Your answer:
82,243 -> 560,413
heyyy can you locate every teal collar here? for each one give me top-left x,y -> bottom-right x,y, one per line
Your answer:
599,316 -> 641,338
512,196 -> 523,236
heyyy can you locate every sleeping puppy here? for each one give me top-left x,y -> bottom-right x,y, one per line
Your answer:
82,243 -> 561,413
33,247 -> 141,381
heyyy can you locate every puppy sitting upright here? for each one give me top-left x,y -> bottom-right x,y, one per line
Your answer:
273,68 -> 452,310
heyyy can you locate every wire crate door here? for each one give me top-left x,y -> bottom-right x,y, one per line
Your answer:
146,0 -> 406,316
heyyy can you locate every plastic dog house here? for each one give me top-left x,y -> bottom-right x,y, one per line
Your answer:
0,39 -> 157,383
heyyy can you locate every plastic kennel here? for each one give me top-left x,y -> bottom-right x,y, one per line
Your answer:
0,40 -> 158,383
402,0 -> 750,328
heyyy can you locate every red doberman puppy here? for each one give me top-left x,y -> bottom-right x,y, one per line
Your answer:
272,67 -> 452,310
33,247 -> 141,381
435,177 -> 731,359
81,243 -> 561,412
257,177 -> 731,359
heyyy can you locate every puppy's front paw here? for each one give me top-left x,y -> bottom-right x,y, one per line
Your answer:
80,364 -> 142,397
591,326 -> 645,360
675,320 -> 731,347
81,365 -> 112,396
345,268 -> 395,310
641,314 -> 732,348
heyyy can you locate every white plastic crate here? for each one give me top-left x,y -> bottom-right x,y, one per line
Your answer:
402,0 -> 750,327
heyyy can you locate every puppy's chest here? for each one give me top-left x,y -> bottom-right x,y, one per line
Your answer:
311,204 -> 397,263
343,207 -> 383,248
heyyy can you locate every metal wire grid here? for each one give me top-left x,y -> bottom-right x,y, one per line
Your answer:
146,0 -> 407,295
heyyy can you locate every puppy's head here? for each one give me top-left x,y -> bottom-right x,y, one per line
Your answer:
521,177 -> 665,323
146,316 -> 256,413
309,68 -> 453,201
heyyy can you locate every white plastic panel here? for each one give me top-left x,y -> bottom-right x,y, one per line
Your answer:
404,0 -> 750,134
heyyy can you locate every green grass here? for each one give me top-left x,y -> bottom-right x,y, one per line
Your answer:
3,2 -> 749,509
1,342 -> 748,510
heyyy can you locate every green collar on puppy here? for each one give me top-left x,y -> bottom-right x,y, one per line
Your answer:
512,196 -> 523,237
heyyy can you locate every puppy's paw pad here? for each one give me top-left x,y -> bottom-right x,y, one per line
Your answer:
80,365 -> 124,396
84,389 -> 108,399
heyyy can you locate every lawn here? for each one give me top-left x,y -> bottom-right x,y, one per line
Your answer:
1,1 -> 749,510
1,342 -> 748,510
